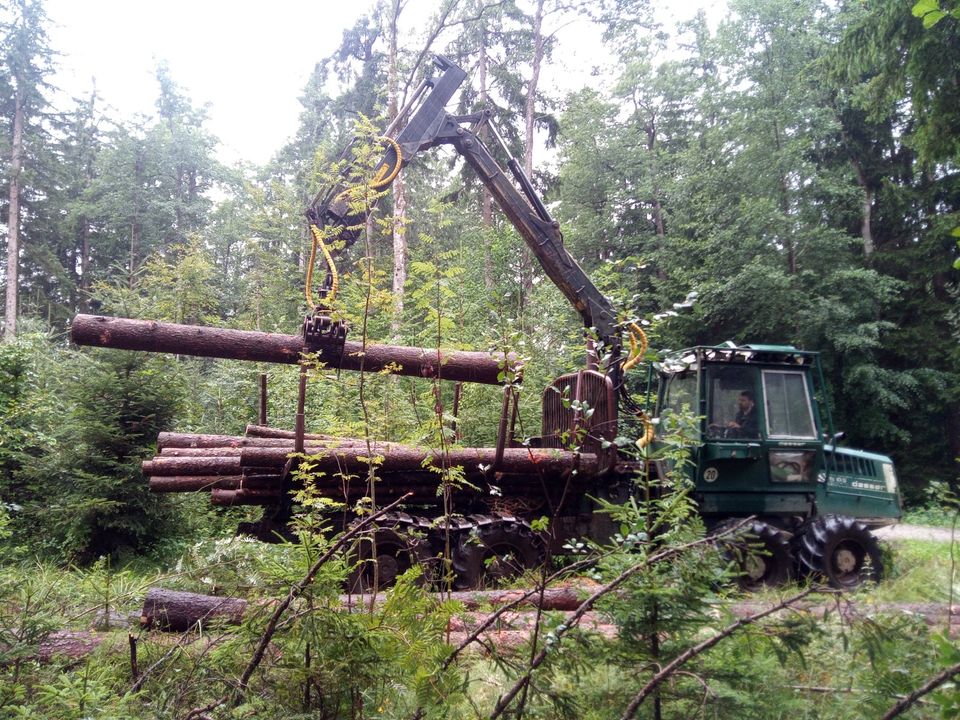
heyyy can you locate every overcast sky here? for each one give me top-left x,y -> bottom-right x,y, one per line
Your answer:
44,0 -> 720,167
45,0 -> 368,165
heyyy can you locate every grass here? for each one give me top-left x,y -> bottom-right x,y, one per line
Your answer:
872,536 -> 959,603
902,504 -> 960,529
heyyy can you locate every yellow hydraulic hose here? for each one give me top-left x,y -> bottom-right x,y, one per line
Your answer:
622,321 -> 655,449
305,223 -> 339,310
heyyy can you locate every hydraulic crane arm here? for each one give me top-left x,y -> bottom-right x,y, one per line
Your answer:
308,55 -> 624,388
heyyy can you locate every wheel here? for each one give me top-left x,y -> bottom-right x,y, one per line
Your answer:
346,517 -> 433,593
796,515 -> 883,589
451,515 -> 545,590
712,519 -> 794,591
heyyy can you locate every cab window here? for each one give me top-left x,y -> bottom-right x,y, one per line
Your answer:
705,366 -> 760,439
762,370 -> 816,439
658,371 -> 697,435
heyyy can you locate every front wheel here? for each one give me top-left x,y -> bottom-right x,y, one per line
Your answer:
796,515 -> 883,589
712,519 -> 794,591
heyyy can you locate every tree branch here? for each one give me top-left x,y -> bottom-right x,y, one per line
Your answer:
619,586 -> 826,720
179,494 -> 412,718
234,494 -> 413,698
879,660 -> 960,720
487,531 -> 735,720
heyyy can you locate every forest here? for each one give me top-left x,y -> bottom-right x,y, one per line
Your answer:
0,0 -> 959,717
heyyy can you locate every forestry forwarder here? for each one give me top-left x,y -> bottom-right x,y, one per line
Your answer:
70,55 -> 900,590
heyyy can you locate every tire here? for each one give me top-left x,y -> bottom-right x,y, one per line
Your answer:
346,517 -> 433,593
712,519 -> 795,591
452,515 -> 545,590
796,515 -> 883,589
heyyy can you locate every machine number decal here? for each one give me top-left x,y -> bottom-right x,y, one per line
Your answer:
703,467 -> 719,483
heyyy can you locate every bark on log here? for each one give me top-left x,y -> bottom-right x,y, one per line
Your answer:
141,588 -> 249,631
211,488 -> 284,506
38,631 -> 108,662
158,432 -> 346,450
140,586 -> 586,633
240,445 -> 597,476
149,475 -> 281,493
71,314 -> 519,385
160,447 -> 245,457
245,424 -> 333,440
157,434 -> 371,451
142,457 -> 242,477
159,432 -> 290,449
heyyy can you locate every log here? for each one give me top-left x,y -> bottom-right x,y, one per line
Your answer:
160,447 -> 244,457
37,631 -> 109,662
141,588 -> 249,631
211,488 -> 284,506
140,586 -> 587,633
158,432 -> 291,449
240,444 -> 598,476
157,434 -> 371,451
142,456 -> 241,477
245,424 -> 333,440
71,314 -> 520,385
149,475 -> 282,493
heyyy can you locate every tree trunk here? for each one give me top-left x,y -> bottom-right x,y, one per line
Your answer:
519,0 -> 546,302
772,119 -> 797,275
79,217 -> 90,312
479,27 -> 495,289
389,0 -> 407,339
851,158 -> 875,259
4,87 -> 24,340
646,120 -> 668,280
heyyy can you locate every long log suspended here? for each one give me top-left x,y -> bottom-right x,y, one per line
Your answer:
139,586 -> 591,632
143,445 -> 594,479
141,589 -> 248,631
71,314 -> 519,385
158,432 -> 335,449
158,432 -> 359,451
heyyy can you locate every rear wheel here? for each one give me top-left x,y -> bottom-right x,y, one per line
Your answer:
452,515 -> 545,590
796,515 -> 883,589
346,517 -> 433,593
712,519 -> 794,591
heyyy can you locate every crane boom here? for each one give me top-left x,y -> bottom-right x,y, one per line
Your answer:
308,55 -> 623,389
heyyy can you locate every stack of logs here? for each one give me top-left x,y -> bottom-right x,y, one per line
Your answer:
144,423 -> 600,509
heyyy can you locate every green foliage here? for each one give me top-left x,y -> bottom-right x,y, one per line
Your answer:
38,349 -> 187,560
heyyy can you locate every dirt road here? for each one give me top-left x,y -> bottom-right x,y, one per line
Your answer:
874,523 -> 957,543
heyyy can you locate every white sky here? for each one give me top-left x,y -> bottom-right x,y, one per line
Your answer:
46,0 -> 373,166
44,0 -> 722,167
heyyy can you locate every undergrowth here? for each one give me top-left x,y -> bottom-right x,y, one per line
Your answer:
0,512 -> 956,717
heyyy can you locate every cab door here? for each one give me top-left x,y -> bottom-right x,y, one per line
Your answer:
697,363 -> 820,517
760,368 -> 823,488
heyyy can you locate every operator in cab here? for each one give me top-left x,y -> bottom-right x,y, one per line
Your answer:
727,390 -> 759,438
